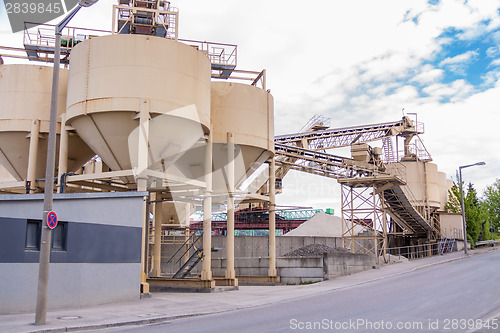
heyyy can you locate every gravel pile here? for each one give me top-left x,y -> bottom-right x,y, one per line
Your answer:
284,244 -> 351,257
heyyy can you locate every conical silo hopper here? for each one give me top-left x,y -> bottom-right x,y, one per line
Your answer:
65,34 -> 211,174
0,64 -> 94,183
172,82 -> 274,200
0,165 -> 15,182
210,82 -> 274,195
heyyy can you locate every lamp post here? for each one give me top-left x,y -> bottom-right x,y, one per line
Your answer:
458,161 -> 486,255
35,0 -> 99,325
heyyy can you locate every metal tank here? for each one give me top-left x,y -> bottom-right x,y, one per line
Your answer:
211,82 -> 274,193
65,34 -> 211,172
0,64 -> 93,183
437,171 -> 448,210
172,82 -> 274,196
399,161 -> 441,209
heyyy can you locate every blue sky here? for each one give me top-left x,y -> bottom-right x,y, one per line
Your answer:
0,0 -> 499,213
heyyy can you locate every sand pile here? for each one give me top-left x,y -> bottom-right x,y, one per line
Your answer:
284,244 -> 351,257
284,213 -> 364,237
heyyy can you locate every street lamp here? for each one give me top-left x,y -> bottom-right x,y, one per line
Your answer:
35,0 -> 99,326
458,161 -> 486,255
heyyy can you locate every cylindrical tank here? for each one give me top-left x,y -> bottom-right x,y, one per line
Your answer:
0,64 -> 93,181
425,162 -> 440,208
399,161 -> 441,209
211,82 -> 274,152
211,82 -> 274,193
437,171 -> 448,210
66,34 -> 212,172
172,82 -> 274,196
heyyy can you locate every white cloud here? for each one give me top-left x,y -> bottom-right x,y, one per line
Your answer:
411,65 -> 444,84
439,50 -> 479,66
439,50 -> 479,75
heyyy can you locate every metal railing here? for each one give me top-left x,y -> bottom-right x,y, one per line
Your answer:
164,232 -> 202,277
384,239 -> 457,262
23,22 -> 109,53
180,39 -> 237,68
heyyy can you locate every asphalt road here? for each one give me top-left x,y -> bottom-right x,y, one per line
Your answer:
92,250 -> 500,333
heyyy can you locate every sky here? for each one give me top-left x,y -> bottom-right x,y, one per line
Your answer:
0,0 -> 499,215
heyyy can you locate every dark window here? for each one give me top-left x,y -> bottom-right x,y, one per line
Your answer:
25,220 -> 68,251
51,222 -> 67,251
25,220 -> 41,250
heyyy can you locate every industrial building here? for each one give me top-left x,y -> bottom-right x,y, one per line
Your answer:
0,0 -> 463,313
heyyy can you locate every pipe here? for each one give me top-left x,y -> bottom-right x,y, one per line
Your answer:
27,119 -> 40,193
57,114 -> 69,193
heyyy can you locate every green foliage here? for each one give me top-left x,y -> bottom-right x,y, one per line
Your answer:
484,179 -> 500,233
445,181 -> 463,214
445,181 -> 493,246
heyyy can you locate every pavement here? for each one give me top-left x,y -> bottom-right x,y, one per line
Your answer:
1,246 -> 498,333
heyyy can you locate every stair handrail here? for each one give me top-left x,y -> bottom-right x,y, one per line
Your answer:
174,233 -> 203,266
165,231 -> 199,265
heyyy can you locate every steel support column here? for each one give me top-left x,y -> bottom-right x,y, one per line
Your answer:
225,132 -> 236,283
268,157 -> 277,277
152,193 -> 163,277
201,132 -> 213,283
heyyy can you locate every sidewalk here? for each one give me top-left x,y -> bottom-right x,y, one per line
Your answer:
1,246 -> 497,333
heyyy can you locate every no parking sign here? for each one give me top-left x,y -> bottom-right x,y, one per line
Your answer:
47,211 -> 58,229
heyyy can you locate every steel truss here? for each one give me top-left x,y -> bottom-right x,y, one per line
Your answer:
341,184 -> 388,260
275,117 -> 416,150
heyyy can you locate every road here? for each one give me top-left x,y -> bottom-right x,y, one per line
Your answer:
91,250 -> 500,333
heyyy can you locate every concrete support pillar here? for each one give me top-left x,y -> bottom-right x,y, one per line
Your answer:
152,193 -> 163,277
373,185 -> 379,265
57,114 -> 69,193
27,119 -> 40,193
138,100 -> 150,294
268,157 -> 277,277
201,132 -> 213,283
137,99 -> 150,192
225,132 -> 236,283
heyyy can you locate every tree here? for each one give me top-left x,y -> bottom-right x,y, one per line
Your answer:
484,179 -> 500,235
445,181 -> 490,246
445,181 -> 462,214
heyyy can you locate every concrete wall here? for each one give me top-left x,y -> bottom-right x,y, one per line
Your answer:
210,253 -> 374,285
0,192 -> 146,314
439,212 -> 463,240
323,253 -> 374,280
161,235 -> 342,276
277,257 -> 324,284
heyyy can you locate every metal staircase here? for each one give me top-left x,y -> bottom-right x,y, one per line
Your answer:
173,247 -> 203,279
165,232 -> 204,279
438,238 -> 456,255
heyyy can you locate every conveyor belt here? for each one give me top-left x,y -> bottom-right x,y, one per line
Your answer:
275,117 -> 416,150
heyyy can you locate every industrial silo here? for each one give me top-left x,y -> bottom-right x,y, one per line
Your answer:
210,82 -> 274,194
65,34 -> 211,174
171,81 -> 274,196
398,161 -> 441,209
437,171 -> 449,210
0,65 -> 93,187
